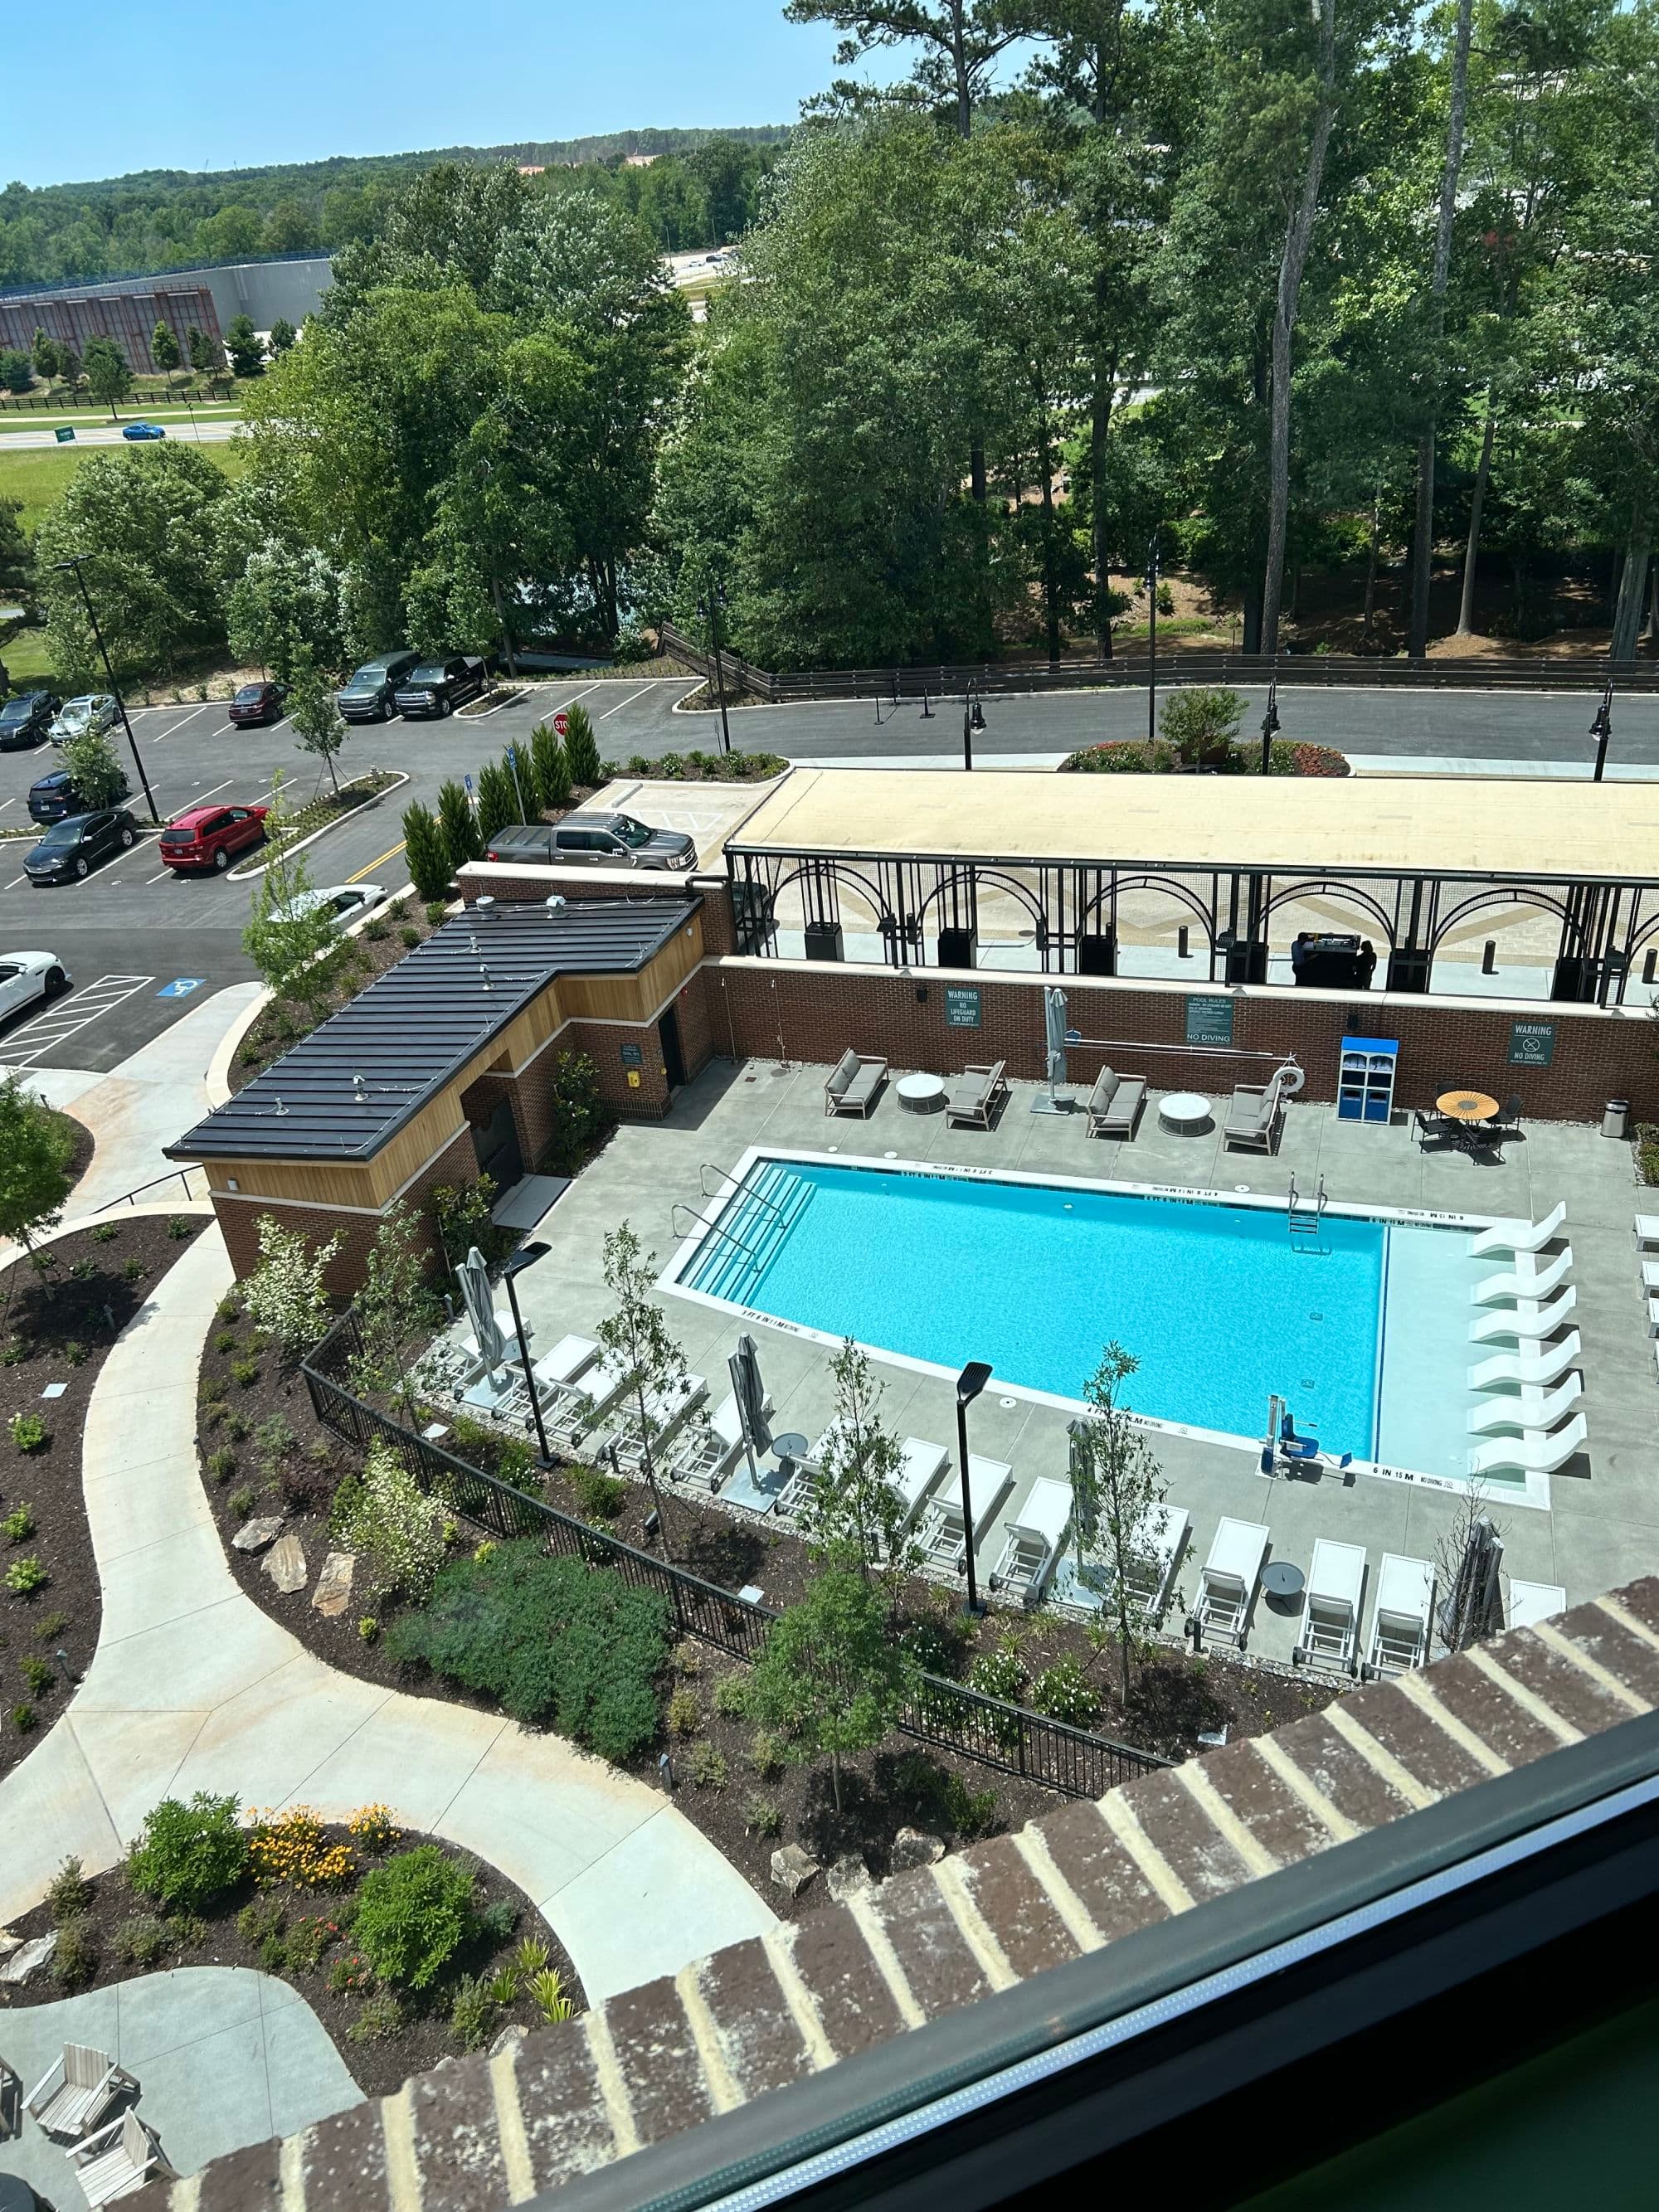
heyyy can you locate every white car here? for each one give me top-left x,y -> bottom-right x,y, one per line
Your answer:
50,694 -> 119,746
281,883 -> 388,932
0,949 -> 70,1023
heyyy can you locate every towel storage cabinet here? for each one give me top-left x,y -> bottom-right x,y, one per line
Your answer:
1336,1035 -> 1399,1125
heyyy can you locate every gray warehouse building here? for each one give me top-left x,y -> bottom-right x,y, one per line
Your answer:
0,255 -> 334,372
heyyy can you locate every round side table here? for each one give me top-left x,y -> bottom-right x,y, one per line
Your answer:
895,1072 -> 946,1114
1159,1091 -> 1212,1134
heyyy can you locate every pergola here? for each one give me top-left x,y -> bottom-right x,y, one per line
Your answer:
722,769 -> 1659,1005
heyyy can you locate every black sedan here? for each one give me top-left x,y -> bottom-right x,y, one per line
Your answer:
24,808 -> 139,884
28,766 -> 131,824
0,692 -> 61,751
229,681 -> 292,727
392,655 -> 487,718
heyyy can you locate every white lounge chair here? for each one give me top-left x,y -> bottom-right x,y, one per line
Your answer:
1641,1258 -> 1659,1294
1292,1539 -> 1367,1678
1507,1578 -> 1568,1628
990,1475 -> 1073,1601
1467,1412 -> 1588,1480
613,1373 -> 706,1473
530,1333 -> 597,1396
1635,1214 -> 1659,1247
1470,1201 -> 1567,1257
885,1437 -> 950,1528
68,2109 -> 176,2208
669,1384 -> 773,1490
1466,1372 -> 1582,1436
1470,1286 -> 1576,1344
1187,1518 -> 1269,1651
1471,1247 -> 1573,1306
1051,1501 -> 1190,1621
1365,1554 -> 1434,1677
1468,1330 -> 1582,1391
26,2045 -> 135,2142
546,1348 -> 632,1441
917,1456 -> 1014,1573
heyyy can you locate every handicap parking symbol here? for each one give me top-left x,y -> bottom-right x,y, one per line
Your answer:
157,978 -> 205,999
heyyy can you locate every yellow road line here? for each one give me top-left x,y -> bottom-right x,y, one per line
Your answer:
349,841 -> 406,882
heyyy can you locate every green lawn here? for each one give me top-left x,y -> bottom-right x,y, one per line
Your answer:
0,440 -> 247,532
2,625 -> 51,682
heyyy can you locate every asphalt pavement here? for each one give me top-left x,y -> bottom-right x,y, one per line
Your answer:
0,416 -> 242,449
2,668 -> 1655,1076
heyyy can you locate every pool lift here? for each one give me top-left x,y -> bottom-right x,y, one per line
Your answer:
1262,1393 -> 1353,1479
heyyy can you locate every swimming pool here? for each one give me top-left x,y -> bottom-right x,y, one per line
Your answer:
670,1151 -> 1487,1480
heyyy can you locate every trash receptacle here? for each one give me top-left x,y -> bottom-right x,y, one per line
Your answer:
1603,1099 -> 1630,1140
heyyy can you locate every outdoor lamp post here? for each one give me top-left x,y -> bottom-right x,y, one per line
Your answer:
500,1239 -> 553,1468
1591,682 -> 1613,784
956,1359 -> 994,1614
1146,532 -> 1161,746
697,573 -> 733,756
1260,679 -> 1281,777
52,555 -> 158,824
961,681 -> 985,771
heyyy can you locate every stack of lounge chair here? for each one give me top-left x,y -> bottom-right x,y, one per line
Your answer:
1463,1204 -> 1586,1478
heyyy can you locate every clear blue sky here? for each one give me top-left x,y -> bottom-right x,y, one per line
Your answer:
7,1 -> 847,187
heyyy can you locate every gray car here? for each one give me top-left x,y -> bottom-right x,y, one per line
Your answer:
538,811 -> 697,870
336,652 -> 422,723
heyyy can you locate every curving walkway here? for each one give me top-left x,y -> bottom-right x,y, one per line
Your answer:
0,1966 -> 358,2201
0,1228 -> 776,2001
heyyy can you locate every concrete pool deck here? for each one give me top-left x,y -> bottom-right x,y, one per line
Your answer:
497,1057 -> 1659,1670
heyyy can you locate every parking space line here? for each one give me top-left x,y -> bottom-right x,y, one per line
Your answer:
598,685 -> 654,721
148,700 -> 220,737
0,974 -> 155,1066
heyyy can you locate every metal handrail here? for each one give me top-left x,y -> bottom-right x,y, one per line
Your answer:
699,1161 -> 788,1223
671,1200 -> 763,1266
92,1165 -> 207,1214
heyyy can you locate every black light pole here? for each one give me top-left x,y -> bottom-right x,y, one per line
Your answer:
500,1239 -> 553,1469
1260,678 -> 1281,778
698,575 -> 732,756
1146,532 -> 1160,746
956,1360 -> 994,1614
1591,682 -> 1613,784
962,681 -> 984,771
53,556 -> 158,824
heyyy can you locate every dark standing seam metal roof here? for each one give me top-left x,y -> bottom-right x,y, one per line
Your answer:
167,897 -> 701,1165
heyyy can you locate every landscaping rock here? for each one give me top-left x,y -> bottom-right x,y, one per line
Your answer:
0,1931 -> 56,1985
313,1551 -> 355,1616
232,1514 -> 284,1553
264,1534 -> 307,1595
888,1827 -> 946,1874
770,1844 -> 819,1898
826,1853 -> 873,1904
489,2023 -> 529,2060
0,1927 -> 20,1961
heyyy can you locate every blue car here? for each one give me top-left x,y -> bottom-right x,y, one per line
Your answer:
121,421 -> 166,441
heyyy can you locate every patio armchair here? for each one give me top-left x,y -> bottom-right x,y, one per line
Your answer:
68,2108 -> 176,2209
946,1060 -> 1009,1130
1224,1067 -> 1291,1154
1085,1066 -> 1147,1139
26,2044 -> 135,2142
825,1050 -> 887,1117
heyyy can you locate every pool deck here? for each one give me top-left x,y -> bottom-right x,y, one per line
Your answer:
499,1058 -> 1659,1670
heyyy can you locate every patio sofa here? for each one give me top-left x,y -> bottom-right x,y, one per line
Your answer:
825,1050 -> 888,1116
1085,1065 -> 1147,1139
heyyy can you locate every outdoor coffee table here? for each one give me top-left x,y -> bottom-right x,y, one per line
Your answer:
1159,1091 -> 1212,1134
896,1072 -> 946,1112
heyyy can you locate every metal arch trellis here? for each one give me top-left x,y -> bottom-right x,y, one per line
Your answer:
1260,875 -> 1401,949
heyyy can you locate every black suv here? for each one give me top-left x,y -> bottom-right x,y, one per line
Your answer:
337,650 -> 423,723
0,691 -> 61,751
392,655 -> 487,719
28,766 -> 132,824
24,807 -> 139,884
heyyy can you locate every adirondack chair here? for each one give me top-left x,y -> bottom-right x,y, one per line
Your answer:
25,2044 -> 134,2141
68,2108 -> 176,2208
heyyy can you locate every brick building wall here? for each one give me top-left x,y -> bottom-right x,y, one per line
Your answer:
0,283 -> 221,371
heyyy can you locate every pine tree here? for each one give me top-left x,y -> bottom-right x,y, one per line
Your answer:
186,326 -> 217,373
531,722 -> 570,809
436,778 -> 481,873
268,318 -> 298,355
562,702 -> 601,788
473,761 -> 518,845
401,802 -> 451,901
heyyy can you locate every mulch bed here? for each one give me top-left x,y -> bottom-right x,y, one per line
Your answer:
229,896 -> 441,1096
0,1821 -> 582,2100
0,1215 -> 207,1780
190,1308 -> 1346,1921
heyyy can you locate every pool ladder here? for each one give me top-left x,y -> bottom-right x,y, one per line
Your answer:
1287,1174 -> 1327,1247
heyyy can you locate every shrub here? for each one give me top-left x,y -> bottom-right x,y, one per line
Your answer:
206,1446 -> 236,1483
227,1485 -> 255,1519
348,1803 -> 401,1853
46,1855 -> 90,1922
93,1223 -> 119,1243
121,1257 -> 144,1283
284,1913 -> 340,1971
385,1542 -> 670,1762
353,1845 -> 476,1990
8,1413 -> 47,1453
328,1950 -> 374,1994
562,702 -> 601,788
450,1972 -> 496,2050
687,1742 -> 729,1791
34,1609 -> 67,1640
69,1261 -> 93,1282
1029,1655 -> 1102,1728
128,1791 -> 250,1908
2,1501 -> 36,1540
665,1688 -> 702,1738
747,1729 -> 785,1778
238,1896 -> 285,1945
477,1895 -> 518,1947
249,1806 -> 356,1890
214,1330 -> 239,1354
230,1358 -> 260,1389
11,1701 -> 35,1732
968,1641 -> 1027,1704
167,1911 -> 209,1948
358,1616 -> 379,1643
333,1443 -> 448,1602
742,1791 -> 782,1838
63,1339 -> 87,1365
347,1991 -> 405,2043
891,1752 -> 999,1840
114,1914 -> 172,1969
199,1373 -> 226,1405
485,1964 -> 520,2005
168,1217 -> 193,1240
570,1462 -> 627,1520
240,1215 -> 340,1355
425,899 -> 449,927
51,1918 -> 97,1990
530,1966 -> 577,2024
254,1414 -> 296,1475
22,1655 -> 53,1695
540,1050 -> 611,1173
713,1672 -> 750,1719
401,926 -> 421,949
6,1554 -> 46,1594
671,1640 -> 703,1678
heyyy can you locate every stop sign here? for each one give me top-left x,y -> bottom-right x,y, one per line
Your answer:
553,709 -> 569,737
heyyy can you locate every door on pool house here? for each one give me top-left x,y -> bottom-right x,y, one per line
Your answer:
659,1007 -> 687,1091
471,1094 -> 523,1191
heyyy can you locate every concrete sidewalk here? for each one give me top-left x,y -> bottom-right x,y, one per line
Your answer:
0,1228 -> 775,2004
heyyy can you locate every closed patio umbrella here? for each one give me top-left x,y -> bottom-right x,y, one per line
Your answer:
458,1247 -> 507,1378
1068,1417 -> 1098,1565
728,1334 -> 771,1480
1034,984 -> 1069,1113
1439,1513 -> 1505,1651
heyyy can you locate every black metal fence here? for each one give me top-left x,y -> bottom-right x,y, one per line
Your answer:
302,1310 -> 1167,1800
659,620 -> 1657,700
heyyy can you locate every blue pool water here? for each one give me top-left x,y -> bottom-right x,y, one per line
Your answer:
686,1159 -> 1401,1457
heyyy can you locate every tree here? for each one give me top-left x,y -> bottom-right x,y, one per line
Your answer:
83,334 -> 131,417
240,1212 -> 340,1354
226,538 -> 348,679
562,702 -> 601,786
596,1221 -> 693,1558
287,647 -> 349,793
149,320 -> 182,376
1073,1341 -> 1170,1708
0,348 -> 32,394
186,326 -> 219,374
268,317 -> 298,356
262,199 -> 320,255
56,342 -> 81,391
531,722 -> 571,808
402,800 -> 451,901
0,1072 -> 73,1272
241,775 -> 337,995
473,760 -> 518,844
436,777 -> 481,873
0,496 -> 30,606
1158,684 -> 1244,765
1407,0 -> 1475,657
58,723 -> 125,808
349,1204 -> 438,1422
746,1553 -> 919,1812
799,1339 -> 918,1594
29,326 -> 56,382
225,314 -> 265,379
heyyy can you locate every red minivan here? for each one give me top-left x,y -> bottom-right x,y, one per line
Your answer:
159,802 -> 270,873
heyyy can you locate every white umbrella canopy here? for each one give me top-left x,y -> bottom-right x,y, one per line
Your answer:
459,1247 -> 507,1375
